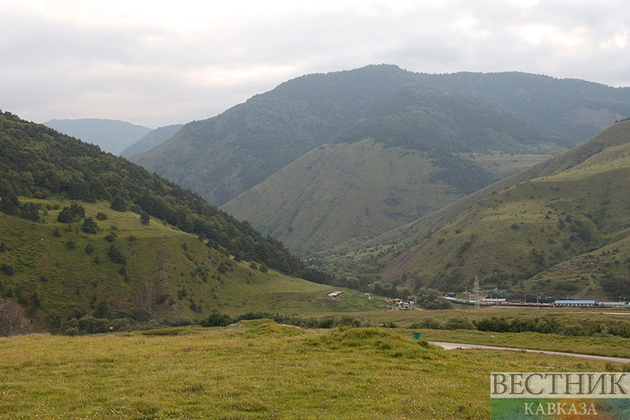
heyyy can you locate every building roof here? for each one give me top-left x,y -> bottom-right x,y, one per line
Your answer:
554,300 -> 596,304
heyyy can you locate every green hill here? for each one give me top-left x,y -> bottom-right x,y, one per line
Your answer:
420,71 -> 630,148
379,120 -> 630,299
132,65 -> 630,210
222,84 -> 552,255
0,111 -> 379,330
0,198 -> 377,330
132,65 -> 421,206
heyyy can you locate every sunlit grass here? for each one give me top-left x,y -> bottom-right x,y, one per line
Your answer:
0,323 -> 617,419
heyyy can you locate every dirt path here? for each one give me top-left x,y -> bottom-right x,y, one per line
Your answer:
430,341 -> 630,364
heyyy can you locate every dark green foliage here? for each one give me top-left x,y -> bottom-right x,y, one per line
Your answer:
414,288 -> 452,309
0,192 -> 19,215
127,308 -> 150,322
81,217 -> 98,234
66,238 -> 76,250
107,244 -> 126,265
474,316 -> 561,334
19,202 -> 39,221
1,264 -> 15,276
57,204 -> 85,223
110,195 -> 127,212
199,311 -> 233,327
140,211 -> 150,225
53,227 -> 61,237
0,111 -> 304,276
84,244 -> 94,255
96,212 -> 108,220
104,233 -> 116,242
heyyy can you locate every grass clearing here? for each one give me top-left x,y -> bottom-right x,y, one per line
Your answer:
0,324 -> 618,419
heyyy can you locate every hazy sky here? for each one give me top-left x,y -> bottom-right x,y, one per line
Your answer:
2,0 -> 629,128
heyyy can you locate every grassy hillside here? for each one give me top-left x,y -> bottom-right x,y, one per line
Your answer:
0,198 -> 380,330
221,83 -> 557,255
379,120 -> 630,299
224,140 -> 468,255
0,111 -> 304,276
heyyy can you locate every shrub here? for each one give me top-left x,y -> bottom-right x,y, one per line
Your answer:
441,316 -> 475,330
107,244 -> 126,264
1,264 -> 15,276
81,217 -> 98,234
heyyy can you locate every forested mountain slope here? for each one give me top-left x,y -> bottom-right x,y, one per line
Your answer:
1,111 -> 304,276
223,84 -> 550,254
1,111 -> 374,330
133,65 -> 630,209
379,120 -> 630,300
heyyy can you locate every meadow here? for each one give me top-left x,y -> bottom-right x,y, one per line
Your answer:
0,319 -> 621,420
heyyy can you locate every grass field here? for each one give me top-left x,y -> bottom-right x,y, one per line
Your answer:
0,321 -> 620,420
0,197 -> 383,330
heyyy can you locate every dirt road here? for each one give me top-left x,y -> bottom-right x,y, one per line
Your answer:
430,341 -> 630,364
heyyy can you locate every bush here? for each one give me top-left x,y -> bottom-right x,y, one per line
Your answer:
107,244 -> 126,264
64,327 -> 80,336
82,217 -> 98,234
441,315 -> 475,330
1,264 -> 15,276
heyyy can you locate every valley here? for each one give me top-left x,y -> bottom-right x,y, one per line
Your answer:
3,65 -> 630,419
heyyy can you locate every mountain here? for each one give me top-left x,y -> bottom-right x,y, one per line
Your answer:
120,124 -> 183,158
419,72 -> 630,148
44,118 -> 152,155
132,65 -> 630,210
378,119 -> 630,300
222,84 -> 551,255
0,111 -> 347,328
132,65 -> 421,206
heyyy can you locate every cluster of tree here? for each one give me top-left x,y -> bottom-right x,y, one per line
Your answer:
0,111 -> 304,276
0,192 -> 39,221
198,310 -> 367,329
473,315 -> 630,338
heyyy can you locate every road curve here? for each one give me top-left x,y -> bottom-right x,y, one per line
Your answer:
429,341 -> 630,364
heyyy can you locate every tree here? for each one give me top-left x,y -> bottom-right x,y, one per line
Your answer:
0,193 -> 19,215
110,195 -> 127,212
57,204 -> 85,223
81,217 -> 98,234
108,244 -> 126,264
0,299 -> 32,336
19,202 -> 39,221
140,211 -> 150,225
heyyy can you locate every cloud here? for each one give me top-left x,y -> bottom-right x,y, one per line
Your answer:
1,0 -> 629,127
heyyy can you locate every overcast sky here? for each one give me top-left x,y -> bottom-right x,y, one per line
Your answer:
1,0 -> 629,128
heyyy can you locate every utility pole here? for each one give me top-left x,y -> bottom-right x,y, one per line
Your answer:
474,275 -> 480,310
